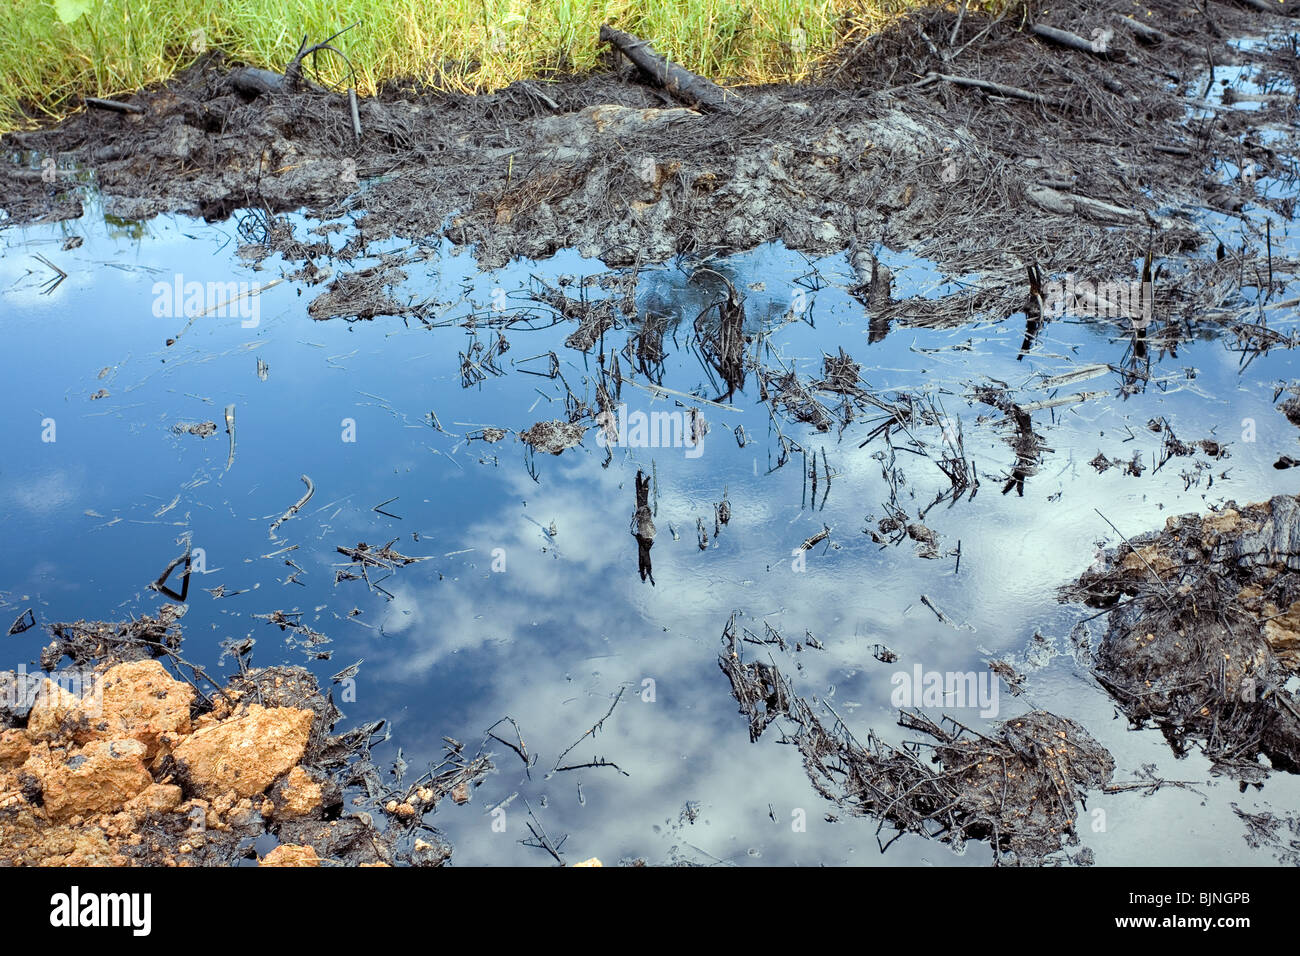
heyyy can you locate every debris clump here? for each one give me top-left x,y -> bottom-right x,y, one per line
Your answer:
520,419 -> 587,455
172,421 -> 218,438
717,615 -> 1112,864
1062,495 -> 1300,779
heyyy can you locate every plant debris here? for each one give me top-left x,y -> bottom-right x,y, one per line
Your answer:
1063,495 -> 1300,779
717,615 -> 1113,864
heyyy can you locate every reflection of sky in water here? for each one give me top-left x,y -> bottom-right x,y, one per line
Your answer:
1,193 -> 1299,866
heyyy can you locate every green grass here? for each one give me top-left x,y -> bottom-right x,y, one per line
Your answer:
0,0 -> 985,131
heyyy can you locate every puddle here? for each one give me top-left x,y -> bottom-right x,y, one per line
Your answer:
3,173 -> 1300,864
3,8 -> 1300,866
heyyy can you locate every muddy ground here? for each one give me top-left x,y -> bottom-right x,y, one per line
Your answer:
3,0 -> 1298,334
0,606 -> 490,865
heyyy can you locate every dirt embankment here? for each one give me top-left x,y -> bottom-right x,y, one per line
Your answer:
0,605 -> 485,866
2,0 -> 1296,330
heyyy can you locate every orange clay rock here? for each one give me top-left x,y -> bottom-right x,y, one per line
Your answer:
273,766 -> 324,818
0,809 -> 130,866
73,660 -> 194,758
123,783 -> 182,818
0,643 -> 422,865
260,844 -> 321,867
172,703 -> 313,799
33,738 -> 154,821
0,729 -> 31,768
26,680 -> 84,740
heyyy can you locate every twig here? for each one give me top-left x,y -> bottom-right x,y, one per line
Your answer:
552,688 -> 625,772
84,96 -> 144,115
269,474 -> 315,535
1094,508 -> 1176,603
927,71 -> 1068,110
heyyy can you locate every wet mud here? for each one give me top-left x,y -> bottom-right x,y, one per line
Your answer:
1064,494 -> 1300,781
3,0 -> 1297,314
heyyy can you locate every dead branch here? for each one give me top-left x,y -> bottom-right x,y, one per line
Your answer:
599,24 -> 739,113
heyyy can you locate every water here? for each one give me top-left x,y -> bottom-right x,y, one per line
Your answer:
1,176 -> 1298,865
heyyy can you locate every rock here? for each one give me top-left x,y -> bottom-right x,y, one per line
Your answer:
383,798 -> 417,819
410,833 -> 452,866
0,809 -> 129,866
35,738 -> 153,821
274,766 -> 323,818
451,781 -> 470,805
1117,544 -> 1178,579
1264,600 -> 1300,670
74,659 -> 194,758
26,679 -> 85,739
226,797 -> 261,828
0,729 -> 31,768
0,670 -> 43,725
260,843 -> 321,866
173,704 -> 313,798
124,783 -> 182,818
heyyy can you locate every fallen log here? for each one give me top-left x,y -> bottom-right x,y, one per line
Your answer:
227,23 -> 359,98
1027,183 -> 1142,221
1115,15 -> 1171,44
1030,23 -> 1119,59
228,66 -> 292,97
1236,0 -> 1289,13
598,24 -> 738,113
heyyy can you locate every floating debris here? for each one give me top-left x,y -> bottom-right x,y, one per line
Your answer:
172,421 -> 218,438
6,609 -> 36,636
519,419 -> 586,455
717,615 -> 1113,864
223,403 -> 236,472
269,475 -> 315,536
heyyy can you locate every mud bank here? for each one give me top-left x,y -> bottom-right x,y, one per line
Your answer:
3,0 -> 1297,327
0,606 -> 487,865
